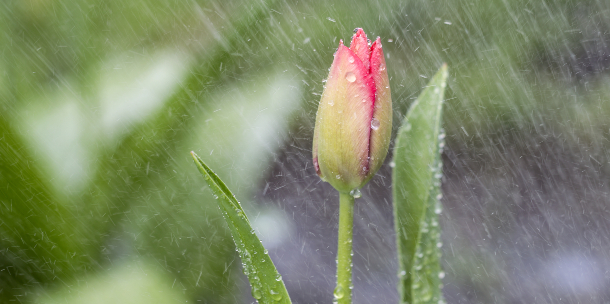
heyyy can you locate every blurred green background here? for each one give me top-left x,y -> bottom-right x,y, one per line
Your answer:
2,0 -> 610,303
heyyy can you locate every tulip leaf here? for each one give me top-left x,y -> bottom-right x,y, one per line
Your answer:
190,152 -> 291,304
393,64 -> 448,304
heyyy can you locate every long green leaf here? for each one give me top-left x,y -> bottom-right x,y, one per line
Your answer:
393,64 -> 448,304
191,152 -> 291,304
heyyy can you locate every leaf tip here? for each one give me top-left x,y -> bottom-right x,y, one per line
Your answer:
190,151 -> 201,166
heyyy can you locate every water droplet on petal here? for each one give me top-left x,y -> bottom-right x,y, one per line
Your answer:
371,118 -> 380,130
345,72 -> 356,82
348,57 -> 355,63
349,188 -> 362,198
379,63 -> 386,71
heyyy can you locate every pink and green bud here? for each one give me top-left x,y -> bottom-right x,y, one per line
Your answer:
313,28 -> 392,193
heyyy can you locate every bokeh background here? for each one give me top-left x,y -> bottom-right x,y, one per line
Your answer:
2,0 -> 610,303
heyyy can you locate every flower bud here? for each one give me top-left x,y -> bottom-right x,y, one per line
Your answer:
313,28 -> 392,193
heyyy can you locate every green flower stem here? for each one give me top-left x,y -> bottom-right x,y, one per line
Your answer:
335,191 -> 355,303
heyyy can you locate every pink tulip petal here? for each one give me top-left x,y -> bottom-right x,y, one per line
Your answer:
349,28 -> 370,72
315,42 -> 376,191
366,37 -> 392,181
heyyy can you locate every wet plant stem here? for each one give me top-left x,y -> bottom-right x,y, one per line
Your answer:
335,192 -> 355,303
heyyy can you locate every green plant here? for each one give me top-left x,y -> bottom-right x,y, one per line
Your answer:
192,42 -> 449,302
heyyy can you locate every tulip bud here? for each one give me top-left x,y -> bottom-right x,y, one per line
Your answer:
313,28 -> 392,193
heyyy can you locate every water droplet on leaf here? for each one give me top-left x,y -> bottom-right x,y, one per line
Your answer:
270,289 -> 282,301
251,287 -> 262,299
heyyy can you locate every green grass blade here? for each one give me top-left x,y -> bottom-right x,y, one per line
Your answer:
190,151 -> 291,304
393,64 -> 448,304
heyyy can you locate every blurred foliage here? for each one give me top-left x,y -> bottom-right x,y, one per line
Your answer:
36,259 -> 190,304
1,0 -> 610,302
